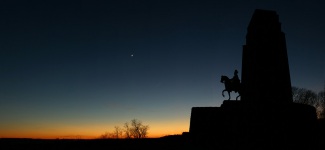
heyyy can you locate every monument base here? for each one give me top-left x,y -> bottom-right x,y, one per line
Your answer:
189,100 -> 317,148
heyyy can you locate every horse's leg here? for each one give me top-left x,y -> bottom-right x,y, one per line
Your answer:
222,90 -> 226,97
236,95 -> 240,101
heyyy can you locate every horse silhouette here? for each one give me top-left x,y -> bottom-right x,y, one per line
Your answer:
220,75 -> 241,100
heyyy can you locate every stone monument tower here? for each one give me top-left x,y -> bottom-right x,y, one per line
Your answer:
241,9 -> 292,103
189,9 -> 317,148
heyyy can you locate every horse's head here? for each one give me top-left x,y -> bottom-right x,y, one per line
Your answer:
220,75 -> 228,83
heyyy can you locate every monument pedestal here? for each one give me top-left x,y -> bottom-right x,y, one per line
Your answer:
189,100 -> 317,148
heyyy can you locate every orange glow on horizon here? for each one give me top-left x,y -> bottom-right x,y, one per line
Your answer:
0,121 -> 189,139
0,132 -> 183,139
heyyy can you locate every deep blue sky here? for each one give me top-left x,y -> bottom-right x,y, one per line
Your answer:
0,0 -> 324,138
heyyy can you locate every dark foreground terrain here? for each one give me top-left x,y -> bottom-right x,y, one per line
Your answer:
0,137 -> 192,150
1,136 -> 325,150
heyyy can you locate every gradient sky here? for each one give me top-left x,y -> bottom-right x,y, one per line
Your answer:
0,0 -> 324,139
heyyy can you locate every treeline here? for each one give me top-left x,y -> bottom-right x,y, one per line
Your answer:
99,119 -> 149,139
292,86 -> 325,119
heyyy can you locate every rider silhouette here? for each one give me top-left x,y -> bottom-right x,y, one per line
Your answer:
231,70 -> 240,92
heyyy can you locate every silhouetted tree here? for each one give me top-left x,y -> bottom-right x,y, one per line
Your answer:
124,119 -> 149,138
113,126 -> 123,139
100,119 -> 149,139
99,132 -> 114,139
123,122 -> 131,139
99,126 -> 123,139
292,86 -> 317,105
292,86 -> 325,118
317,88 -> 325,118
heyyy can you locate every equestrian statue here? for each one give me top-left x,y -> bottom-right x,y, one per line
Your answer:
220,70 -> 241,100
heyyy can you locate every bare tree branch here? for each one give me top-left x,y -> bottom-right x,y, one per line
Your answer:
123,122 -> 131,139
125,119 -> 149,138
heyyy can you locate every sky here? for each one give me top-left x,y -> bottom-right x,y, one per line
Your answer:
0,0 -> 324,139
